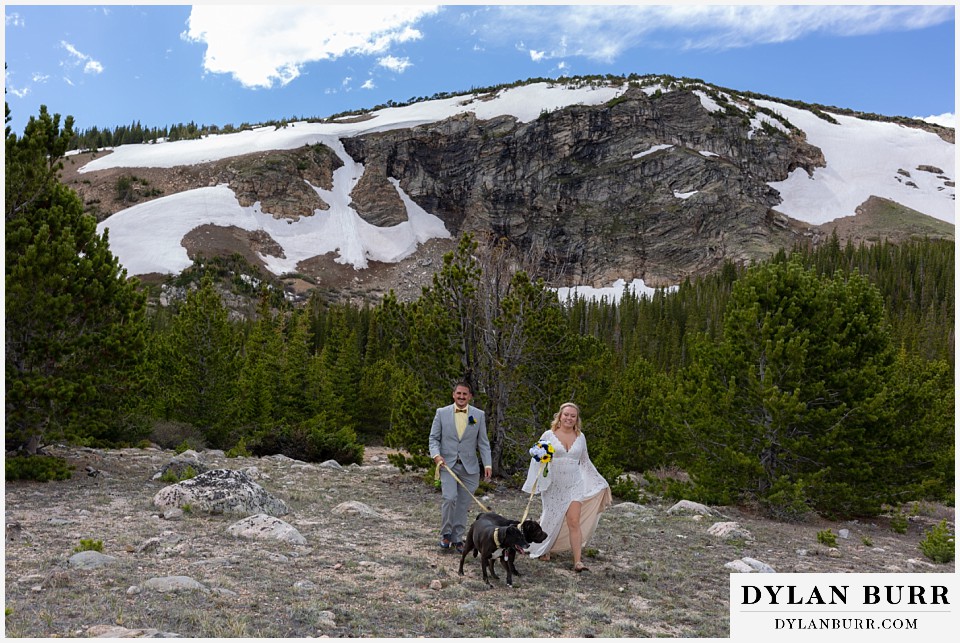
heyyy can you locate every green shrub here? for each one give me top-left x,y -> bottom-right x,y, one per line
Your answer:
610,475 -> 641,503
643,473 -> 695,501
890,511 -> 909,534
73,538 -> 104,553
226,437 -> 252,458
160,465 -> 197,484
251,418 -> 364,465
918,520 -> 954,564
388,452 -> 433,472
817,529 -> 838,547
149,420 -> 205,451
760,478 -> 811,522
5,455 -> 73,482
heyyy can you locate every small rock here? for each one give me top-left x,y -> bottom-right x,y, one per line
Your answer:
227,513 -> 307,545
210,587 -> 238,597
126,586 -> 141,595
906,558 -> 937,570
136,537 -> 163,553
429,579 -> 443,590
18,574 -> 45,584
163,508 -> 184,521
294,580 -> 317,592
143,575 -> 207,593
319,460 -> 343,470
741,557 -> 776,573
707,522 -> 753,540
838,529 -> 850,539
68,550 -> 117,569
667,500 -> 715,516
315,610 -> 337,629
331,501 -> 382,518
86,624 -> 179,638
724,560 -> 754,573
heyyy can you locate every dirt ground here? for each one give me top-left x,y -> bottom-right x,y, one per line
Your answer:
3,445 -> 954,638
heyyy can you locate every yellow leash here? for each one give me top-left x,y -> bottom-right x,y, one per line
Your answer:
519,461 -> 547,523
435,461 -> 491,513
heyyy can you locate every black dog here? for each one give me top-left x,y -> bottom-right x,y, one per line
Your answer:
458,512 -> 530,587
477,512 -> 548,579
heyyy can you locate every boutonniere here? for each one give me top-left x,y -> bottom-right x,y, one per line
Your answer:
468,416 -> 477,425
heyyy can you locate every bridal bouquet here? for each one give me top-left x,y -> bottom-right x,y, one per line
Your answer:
529,440 -> 556,477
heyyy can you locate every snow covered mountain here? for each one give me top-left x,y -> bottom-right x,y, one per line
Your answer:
73,76 -> 953,300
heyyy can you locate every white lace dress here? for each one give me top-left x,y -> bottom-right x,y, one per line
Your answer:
521,429 -> 612,558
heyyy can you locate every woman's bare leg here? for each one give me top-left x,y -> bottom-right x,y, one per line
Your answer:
565,501 -> 583,569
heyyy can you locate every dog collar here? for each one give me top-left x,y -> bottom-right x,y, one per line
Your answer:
493,528 -> 501,549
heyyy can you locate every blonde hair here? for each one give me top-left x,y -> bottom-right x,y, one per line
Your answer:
550,402 -> 582,434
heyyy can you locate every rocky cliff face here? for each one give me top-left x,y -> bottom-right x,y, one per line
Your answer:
69,78 -> 949,301
343,87 -> 823,285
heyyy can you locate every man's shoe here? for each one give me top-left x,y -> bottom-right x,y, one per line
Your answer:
439,535 -> 452,549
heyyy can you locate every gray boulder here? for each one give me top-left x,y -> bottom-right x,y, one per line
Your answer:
143,576 -> 208,593
68,550 -> 117,569
227,514 -> 307,545
666,500 -> 716,516
153,469 -> 289,516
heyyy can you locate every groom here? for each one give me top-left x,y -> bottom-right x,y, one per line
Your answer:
429,380 -> 492,553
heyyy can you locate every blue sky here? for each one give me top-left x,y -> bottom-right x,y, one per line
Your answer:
4,4 -> 955,137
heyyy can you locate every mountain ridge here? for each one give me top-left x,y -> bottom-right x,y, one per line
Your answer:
60,75 -> 953,302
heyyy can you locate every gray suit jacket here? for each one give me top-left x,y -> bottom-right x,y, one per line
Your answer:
428,404 -> 492,474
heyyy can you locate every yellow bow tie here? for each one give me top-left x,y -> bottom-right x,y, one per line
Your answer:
455,408 -> 468,413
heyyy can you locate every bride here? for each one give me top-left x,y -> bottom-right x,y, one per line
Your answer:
522,402 -> 612,572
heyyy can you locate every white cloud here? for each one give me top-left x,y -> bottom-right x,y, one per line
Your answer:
183,5 -> 440,89
60,40 -> 104,74
529,49 -> 545,62
487,5 -> 955,61
6,12 -> 24,27
31,73 -> 49,83
378,55 -> 412,73
917,113 -> 955,129
362,78 -> 376,90
9,86 -> 29,98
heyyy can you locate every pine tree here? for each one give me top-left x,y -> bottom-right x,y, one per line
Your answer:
6,103 -> 147,452
148,277 -> 240,448
232,293 -> 282,430
676,259 -> 903,517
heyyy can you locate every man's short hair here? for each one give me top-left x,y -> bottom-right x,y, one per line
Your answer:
453,379 -> 473,394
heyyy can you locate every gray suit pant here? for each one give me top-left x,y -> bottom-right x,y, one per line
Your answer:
439,461 -> 479,544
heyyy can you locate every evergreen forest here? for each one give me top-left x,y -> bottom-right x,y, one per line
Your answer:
6,103 -> 955,521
